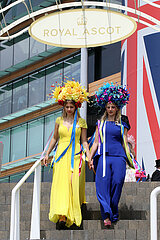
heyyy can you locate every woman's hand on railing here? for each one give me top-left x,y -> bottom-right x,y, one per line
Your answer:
43,154 -> 49,167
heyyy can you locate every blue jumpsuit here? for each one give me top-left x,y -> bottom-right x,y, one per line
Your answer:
94,121 -> 129,222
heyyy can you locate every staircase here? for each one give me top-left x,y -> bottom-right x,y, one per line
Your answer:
1,181 -> 160,240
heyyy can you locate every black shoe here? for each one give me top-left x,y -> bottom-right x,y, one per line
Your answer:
58,220 -> 66,230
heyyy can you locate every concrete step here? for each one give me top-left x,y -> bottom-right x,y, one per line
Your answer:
0,222 -> 152,240
23,224 -> 150,240
7,220 -> 149,240
1,182 -> 160,240
1,182 -> 160,204
1,203 -> 147,229
39,229 -> 149,240
0,220 -> 150,240
5,218 -> 150,231
1,182 -> 160,205
38,228 -> 149,240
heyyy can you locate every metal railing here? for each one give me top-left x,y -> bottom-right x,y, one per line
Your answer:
150,186 -> 160,240
9,130 -> 53,240
10,159 -> 41,240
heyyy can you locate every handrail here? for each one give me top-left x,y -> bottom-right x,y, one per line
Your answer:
10,159 -> 41,240
150,186 -> 160,240
10,130 -> 54,240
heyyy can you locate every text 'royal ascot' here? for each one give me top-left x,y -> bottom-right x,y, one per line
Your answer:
43,26 -> 121,37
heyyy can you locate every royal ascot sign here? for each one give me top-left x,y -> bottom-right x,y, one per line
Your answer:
29,9 -> 137,48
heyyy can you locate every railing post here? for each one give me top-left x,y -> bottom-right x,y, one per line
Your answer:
10,189 -> 20,240
15,189 -> 20,240
10,159 -> 43,240
30,163 -> 41,240
150,186 -> 160,240
10,192 -> 15,240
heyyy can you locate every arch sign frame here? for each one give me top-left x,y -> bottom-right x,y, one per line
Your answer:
29,8 -> 137,48
0,1 -> 159,41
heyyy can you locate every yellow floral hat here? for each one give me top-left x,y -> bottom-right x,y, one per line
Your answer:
51,80 -> 89,108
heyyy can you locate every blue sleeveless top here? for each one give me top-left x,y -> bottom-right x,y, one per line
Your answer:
95,120 -> 129,158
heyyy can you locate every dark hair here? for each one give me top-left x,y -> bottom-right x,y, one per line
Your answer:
121,115 -> 131,130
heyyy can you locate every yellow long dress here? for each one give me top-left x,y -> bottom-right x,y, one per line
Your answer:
49,117 -> 87,227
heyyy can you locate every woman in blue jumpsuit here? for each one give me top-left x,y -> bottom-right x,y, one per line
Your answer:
89,83 -> 130,226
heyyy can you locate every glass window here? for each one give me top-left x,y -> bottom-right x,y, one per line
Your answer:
101,43 -> 121,78
0,129 -> 10,164
64,55 -> 81,82
42,165 -> 52,182
12,77 -> 28,113
14,33 -> 29,65
27,118 -> 44,156
11,1 -> 29,19
45,64 -> 62,101
25,171 -> 34,182
44,111 -> 61,146
0,84 -> 12,118
30,37 -> 45,58
0,176 -> 9,183
44,113 -> 56,146
10,172 -> 25,183
0,40 -> 13,71
72,61 -> 81,82
4,7 -> 13,25
32,0 -> 45,8
64,62 -> 74,80
46,44 -> 54,50
88,49 -> 95,84
10,124 -> 27,162
29,71 -> 45,107
113,0 -> 122,4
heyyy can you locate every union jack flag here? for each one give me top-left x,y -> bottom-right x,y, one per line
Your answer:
121,0 -> 160,174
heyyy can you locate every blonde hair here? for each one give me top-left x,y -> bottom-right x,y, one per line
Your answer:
101,104 -> 121,123
62,100 -> 80,120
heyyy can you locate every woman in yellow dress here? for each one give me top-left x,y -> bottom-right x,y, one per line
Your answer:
43,81 -> 90,228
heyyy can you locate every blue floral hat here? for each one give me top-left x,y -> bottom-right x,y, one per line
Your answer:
95,82 -> 130,109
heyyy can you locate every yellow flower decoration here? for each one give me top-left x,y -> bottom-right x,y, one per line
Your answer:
51,80 -> 89,107
53,86 -> 62,101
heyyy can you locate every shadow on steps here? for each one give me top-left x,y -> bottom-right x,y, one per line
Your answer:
119,203 -> 147,220
82,203 -> 147,220
39,203 -> 147,235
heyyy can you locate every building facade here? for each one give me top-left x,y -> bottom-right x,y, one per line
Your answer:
0,0 -> 122,182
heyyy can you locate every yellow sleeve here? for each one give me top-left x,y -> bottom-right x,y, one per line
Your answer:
79,118 -> 87,129
55,117 -> 61,125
